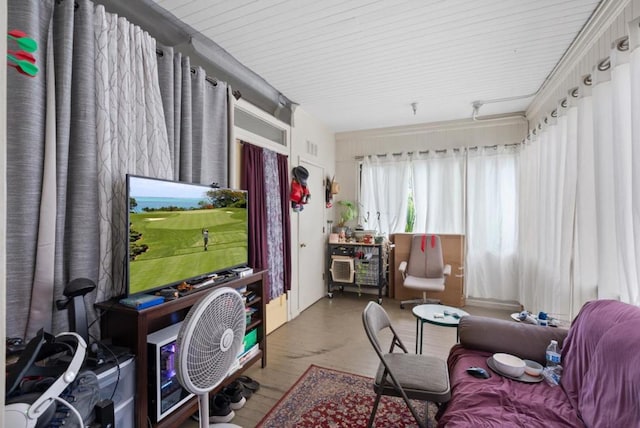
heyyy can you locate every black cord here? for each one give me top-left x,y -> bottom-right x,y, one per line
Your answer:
89,334 -> 121,402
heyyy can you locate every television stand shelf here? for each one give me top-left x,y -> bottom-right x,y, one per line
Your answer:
96,270 -> 268,428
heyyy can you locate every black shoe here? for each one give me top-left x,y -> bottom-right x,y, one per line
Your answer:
237,375 -> 260,394
222,381 -> 246,410
209,394 -> 235,423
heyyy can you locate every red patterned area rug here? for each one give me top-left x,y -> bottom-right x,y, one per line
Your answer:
256,364 -> 437,427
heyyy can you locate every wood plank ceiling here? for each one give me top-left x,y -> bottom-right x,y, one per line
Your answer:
152,0 -> 602,132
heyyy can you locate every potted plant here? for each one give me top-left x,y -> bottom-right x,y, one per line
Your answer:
334,200 -> 357,234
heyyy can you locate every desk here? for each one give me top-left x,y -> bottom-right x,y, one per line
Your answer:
412,304 -> 469,354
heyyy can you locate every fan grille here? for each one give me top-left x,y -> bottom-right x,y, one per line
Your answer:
175,288 -> 247,395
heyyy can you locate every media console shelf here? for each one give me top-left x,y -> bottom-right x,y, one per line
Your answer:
96,270 -> 268,428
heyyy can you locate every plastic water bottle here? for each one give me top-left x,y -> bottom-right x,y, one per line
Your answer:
546,340 -> 561,367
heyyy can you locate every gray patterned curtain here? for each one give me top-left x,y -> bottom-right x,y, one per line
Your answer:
7,0 -> 100,338
156,46 -> 229,186
6,1 -> 230,340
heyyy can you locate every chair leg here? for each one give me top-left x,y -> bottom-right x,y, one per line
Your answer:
403,398 -> 427,428
367,389 -> 383,428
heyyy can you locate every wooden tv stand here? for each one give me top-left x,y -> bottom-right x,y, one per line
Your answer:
96,270 -> 267,428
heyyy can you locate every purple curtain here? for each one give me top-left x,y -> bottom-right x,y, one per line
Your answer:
241,143 -> 268,275
241,142 -> 291,301
278,154 -> 292,292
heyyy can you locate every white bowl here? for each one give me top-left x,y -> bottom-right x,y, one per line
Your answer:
492,353 -> 526,377
524,360 -> 544,377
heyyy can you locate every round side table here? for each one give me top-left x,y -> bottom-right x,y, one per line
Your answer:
412,304 -> 469,354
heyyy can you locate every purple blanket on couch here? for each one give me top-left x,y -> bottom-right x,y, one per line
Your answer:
560,300 -> 640,427
438,300 -> 640,428
437,346 -> 584,427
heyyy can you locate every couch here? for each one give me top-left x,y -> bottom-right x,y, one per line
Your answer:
437,300 -> 640,427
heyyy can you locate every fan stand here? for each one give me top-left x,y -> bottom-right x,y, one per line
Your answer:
193,395 -> 239,428
175,287 -> 247,428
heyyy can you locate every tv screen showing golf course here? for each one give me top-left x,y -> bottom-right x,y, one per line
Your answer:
126,175 -> 248,296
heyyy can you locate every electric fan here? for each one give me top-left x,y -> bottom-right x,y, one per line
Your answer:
175,287 -> 247,428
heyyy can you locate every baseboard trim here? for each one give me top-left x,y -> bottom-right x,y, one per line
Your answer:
465,298 -> 522,312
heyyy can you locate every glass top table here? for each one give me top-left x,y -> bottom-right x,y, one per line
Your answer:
412,304 -> 469,354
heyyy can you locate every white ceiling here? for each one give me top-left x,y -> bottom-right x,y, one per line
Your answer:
152,0 -> 602,132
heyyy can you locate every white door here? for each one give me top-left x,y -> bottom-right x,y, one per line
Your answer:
297,160 -> 326,313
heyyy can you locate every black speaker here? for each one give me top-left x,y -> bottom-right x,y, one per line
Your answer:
95,399 -> 115,428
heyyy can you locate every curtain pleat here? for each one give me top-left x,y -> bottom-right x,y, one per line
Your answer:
411,150 -> 465,234
360,154 -> 410,235
7,0 -> 102,338
241,143 -> 269,298
156,51 -> 228,186
466,146 -> 518,301
94,4 -> 173,320
263,149 -> 285,299
277,154 -> 292,292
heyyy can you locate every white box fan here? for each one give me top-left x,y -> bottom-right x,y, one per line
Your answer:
330,256 -> 355,283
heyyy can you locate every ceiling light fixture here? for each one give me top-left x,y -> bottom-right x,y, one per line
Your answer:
411,102 -> 418,115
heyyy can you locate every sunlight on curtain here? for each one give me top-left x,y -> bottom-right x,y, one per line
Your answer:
360,154 -> 410,235
467,146 -> 519,301
610,44 -> 638,304
519,110 -> 578,318
410,150 -> 465,234
520,29 -> 640,316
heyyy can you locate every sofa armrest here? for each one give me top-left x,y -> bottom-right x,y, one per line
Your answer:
458,315 -> 569,364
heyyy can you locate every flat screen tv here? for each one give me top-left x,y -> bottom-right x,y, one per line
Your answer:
126,174 -> 248,296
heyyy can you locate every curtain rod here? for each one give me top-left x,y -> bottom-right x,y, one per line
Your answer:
155,48 -> 216,86
353,143 -> 520,160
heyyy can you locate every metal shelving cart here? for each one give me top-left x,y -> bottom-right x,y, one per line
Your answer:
327,242 -> 386,304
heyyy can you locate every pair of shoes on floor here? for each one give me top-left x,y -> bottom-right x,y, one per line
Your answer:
236,375 -> 260,399
221,381 -> 246,410
191,377 -> 260,423
191,394 -> 237,424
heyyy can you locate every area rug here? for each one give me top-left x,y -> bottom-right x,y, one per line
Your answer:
256,364 -> 437,427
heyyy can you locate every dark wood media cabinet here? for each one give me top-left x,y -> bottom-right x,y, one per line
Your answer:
96,270 -> 268,428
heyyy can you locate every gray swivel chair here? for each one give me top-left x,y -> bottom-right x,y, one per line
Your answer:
399,234 -> 451,309
362,302 -> 450,428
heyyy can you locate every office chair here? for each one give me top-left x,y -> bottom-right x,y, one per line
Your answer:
399,234 -> 451,309
362,302 -> 450,428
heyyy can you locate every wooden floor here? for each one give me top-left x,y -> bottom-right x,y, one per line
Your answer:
181,293 -> 512,427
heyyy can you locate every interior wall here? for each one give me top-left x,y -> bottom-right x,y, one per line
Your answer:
289,107 -> 336,319
334,117 -> 527,213
528,0 -> 640,125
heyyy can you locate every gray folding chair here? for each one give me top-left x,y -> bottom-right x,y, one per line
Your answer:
362,301 -> 450,428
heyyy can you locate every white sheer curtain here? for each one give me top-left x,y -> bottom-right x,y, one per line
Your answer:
410,150 -> 465,234
608,43 -> 638,304
360,154 -> 411,235
573,84 -> 599,314
94,6 -> 173,303
466,146 -> 519,301
520,28 -> 640,316
630,21 -> 640,306
518,110 -> 577,318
